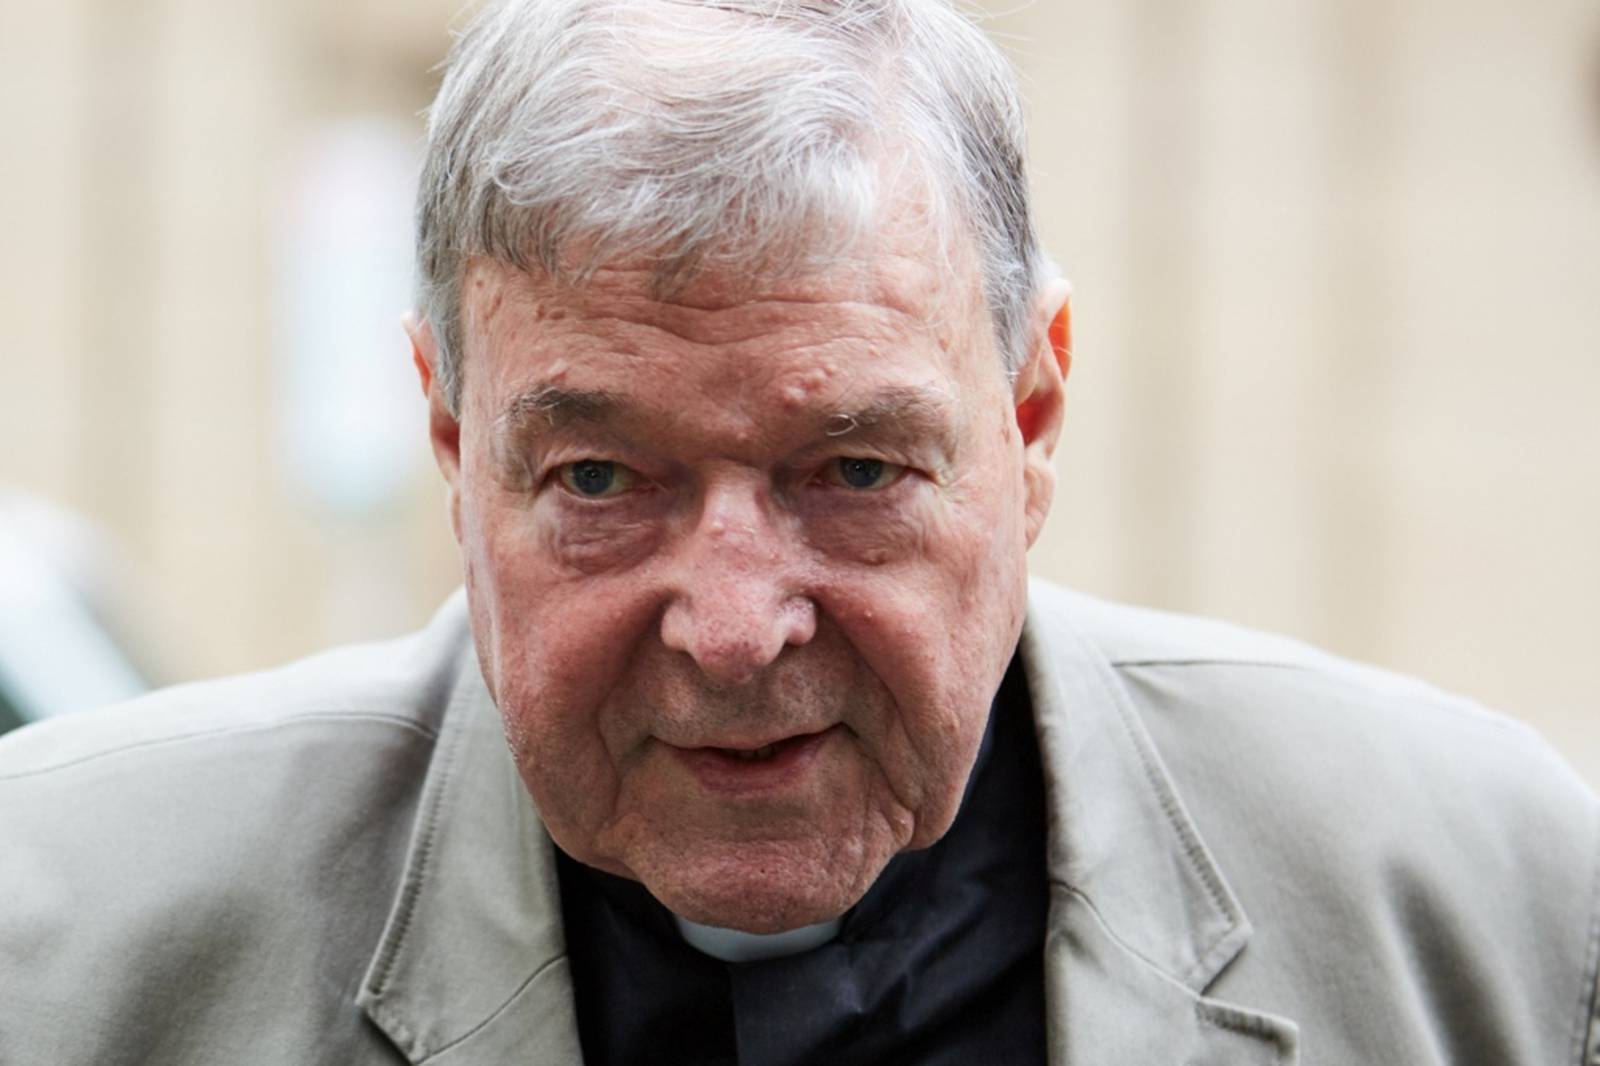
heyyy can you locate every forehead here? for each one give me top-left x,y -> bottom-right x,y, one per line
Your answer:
458,233 -> 1001,426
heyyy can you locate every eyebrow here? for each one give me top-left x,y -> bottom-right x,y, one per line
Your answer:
823,385 -> 955,436
819,384 -> 962,461
497,385 -> 619,437
494,380 -> 962,460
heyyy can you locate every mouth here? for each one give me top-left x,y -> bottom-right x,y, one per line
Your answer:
672,726 -> 840,793
714,734 -> 810,761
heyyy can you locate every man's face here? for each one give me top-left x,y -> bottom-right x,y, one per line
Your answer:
420,223 -> 1065,933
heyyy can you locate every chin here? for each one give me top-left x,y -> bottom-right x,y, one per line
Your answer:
633,834 -> 888,934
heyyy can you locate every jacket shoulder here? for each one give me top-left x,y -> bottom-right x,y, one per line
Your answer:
1027,579 -> 1600,1063
1027,577 -> 1528,736
0,591 -> 471,779
1026,578 -> 1593,821
0,594 -> 473,1065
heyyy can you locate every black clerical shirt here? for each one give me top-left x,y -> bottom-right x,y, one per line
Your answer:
555,658 -> 1048,1066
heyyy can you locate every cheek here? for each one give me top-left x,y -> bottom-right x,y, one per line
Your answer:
540,505 -> 663,574
806,471 -> 1030,833
462,495 -> 667,847
941,446 -> 1031,610
801,499 -> 930,565
479,519 -> 647,728
461,471 -> 661,683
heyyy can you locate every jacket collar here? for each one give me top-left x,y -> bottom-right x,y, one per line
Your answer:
357,646 -> 583,1065
358,585 -> 1297,1064
1022,581 -> 1299,1063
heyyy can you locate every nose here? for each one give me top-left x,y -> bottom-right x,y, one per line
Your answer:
658,486 -> 817,686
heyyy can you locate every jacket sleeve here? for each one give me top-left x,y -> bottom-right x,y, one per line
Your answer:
1577,816 -> 1600,1066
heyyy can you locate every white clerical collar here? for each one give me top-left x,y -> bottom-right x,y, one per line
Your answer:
672,914 -> 843,962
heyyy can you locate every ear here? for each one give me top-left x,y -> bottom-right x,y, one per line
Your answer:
1012,278 -> 1072,548
405,312 -> 464,541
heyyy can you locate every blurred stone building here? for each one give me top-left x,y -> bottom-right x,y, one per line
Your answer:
2,0 -> 1597,782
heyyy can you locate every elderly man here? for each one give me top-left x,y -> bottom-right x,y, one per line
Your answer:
3,1 -> 1597,1063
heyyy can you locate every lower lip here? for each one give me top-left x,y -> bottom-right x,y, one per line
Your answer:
673,726 -> 839,795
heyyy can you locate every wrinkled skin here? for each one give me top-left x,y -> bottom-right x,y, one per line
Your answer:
411,223 -> 1070,933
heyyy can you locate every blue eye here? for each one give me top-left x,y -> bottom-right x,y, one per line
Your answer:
557,460 -> 637,498
828,457 -> 902,491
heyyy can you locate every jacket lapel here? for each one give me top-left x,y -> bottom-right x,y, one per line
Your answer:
1023,582 -> 1300,1065
357,584 -> 1298,1065
357,652 -> 583,1065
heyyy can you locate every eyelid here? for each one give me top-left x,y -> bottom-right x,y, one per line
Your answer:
554,459 -> 643,499
816,457 -> 907,491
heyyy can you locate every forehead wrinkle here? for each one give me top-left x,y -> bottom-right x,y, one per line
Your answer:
467,257 -> 964,387
595,297 -> 934,355
584,258 -> 946,344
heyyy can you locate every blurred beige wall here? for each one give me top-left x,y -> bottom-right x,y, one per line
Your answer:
2,0 -> 1596,784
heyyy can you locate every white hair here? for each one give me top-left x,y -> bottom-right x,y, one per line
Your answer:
417,0 -> 1053,415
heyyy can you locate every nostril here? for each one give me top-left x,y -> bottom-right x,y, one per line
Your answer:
779,595 -> 818,646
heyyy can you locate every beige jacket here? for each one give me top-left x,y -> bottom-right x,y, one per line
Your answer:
2,581 -> 1597,1065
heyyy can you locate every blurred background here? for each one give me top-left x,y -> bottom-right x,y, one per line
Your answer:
0,0 -> 1596,785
